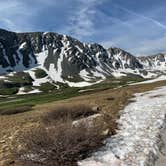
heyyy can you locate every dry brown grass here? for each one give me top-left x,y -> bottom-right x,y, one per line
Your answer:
12,106 -> 105,166
42,104 -> 98,125
0,80 -> 166,165
0,105 -> 33,116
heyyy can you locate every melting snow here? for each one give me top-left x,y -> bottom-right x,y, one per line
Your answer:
111,71 -> 126,78
132,75 -> 166,85
0,76 -> 6,79
28,70 -> 49,86
24,50 -> 50,86
65,81 -> 96,87
17,87 -> 25,95
27,89 -> 41,94
79,69 -> 92,81
19,42 -> 26,49
49,63 -> 64,82
78,86 -> 166,166
36,50 -> 48,66
79,89 -> 94,93
47,36 -> 69,83
17,87 -> 41,95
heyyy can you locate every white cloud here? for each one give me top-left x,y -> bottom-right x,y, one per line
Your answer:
131,36 -> 166,56
67,0 -> 106,39
114,4 -> 166,30
0,0 -> 166,56
101,35 -> 166,56
99,4 -> 166,56
0,0 -> 45,31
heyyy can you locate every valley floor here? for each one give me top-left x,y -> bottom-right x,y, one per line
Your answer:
0,80 -> 166,165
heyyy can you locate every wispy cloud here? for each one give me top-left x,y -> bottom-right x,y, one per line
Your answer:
0,0 -> 166,56
101,35 -> 166,56
0,0 -> 56,32
131,36 -> 166,56
67,0 -> 106,39
114,4 -> 166,30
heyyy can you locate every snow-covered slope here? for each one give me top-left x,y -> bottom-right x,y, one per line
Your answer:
0,28 -> 166,88
139,53 -> 166,70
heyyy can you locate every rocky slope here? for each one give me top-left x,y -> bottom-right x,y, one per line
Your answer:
139,53 -> 166,70
0,28 -> 165,91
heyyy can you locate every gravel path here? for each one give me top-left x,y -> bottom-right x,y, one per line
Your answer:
78,86 -> 166,166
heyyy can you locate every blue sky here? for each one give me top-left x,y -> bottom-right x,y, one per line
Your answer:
0,0 -> 166,56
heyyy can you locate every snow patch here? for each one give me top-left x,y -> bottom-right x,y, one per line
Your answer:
111,71 -> 126,78
17,87 -> 41,95
19,42 -> 26,49
28,70 -> 49,86
66,79 -> 103,87
48,63 -> 64,82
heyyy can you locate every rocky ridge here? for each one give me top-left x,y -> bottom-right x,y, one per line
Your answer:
0,29 -> 165,88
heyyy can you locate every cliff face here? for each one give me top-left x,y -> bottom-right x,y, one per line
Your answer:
0,29 -> 37,69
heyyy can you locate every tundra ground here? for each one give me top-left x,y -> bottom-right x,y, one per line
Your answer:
0,79 -> 166,165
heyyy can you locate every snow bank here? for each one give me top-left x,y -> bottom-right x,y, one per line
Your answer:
78,86 -> 166,166
65,80 -> 103,87
17,87 -> 41,95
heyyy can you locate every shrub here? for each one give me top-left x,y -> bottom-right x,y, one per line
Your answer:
42,104 -> 98,124
38,83 -> 55,92
15,120 -> 104,166
0,105 -> 33,115
12,104 -> 105,165
0,87 -> 19,95
8,72 -> 33,87
34,69 -> 47,79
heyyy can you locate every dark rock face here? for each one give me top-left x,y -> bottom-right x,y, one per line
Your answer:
0,29 -> 19,68
108,47 -> 143,69
0,29 -> 37,69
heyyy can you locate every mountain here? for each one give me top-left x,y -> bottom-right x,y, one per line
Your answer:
139,53 -> 166,70
0,28 -> 165,94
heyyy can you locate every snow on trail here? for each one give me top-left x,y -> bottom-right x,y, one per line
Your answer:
78,86 -> 166,166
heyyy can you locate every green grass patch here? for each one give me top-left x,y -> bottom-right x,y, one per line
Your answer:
23,86 -> 34,93
0,87 -> 19,95
56,82 -> 70,89
62,75 -> 84,82
38,82 -> 56,92
0,76 -> 146,110
7,72 -> 33,86
34,69 -> 48,78
0,87 -> 79,109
